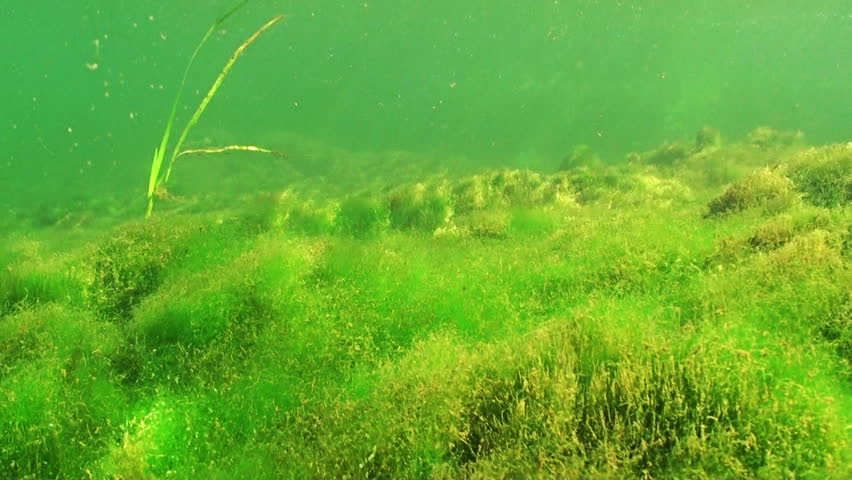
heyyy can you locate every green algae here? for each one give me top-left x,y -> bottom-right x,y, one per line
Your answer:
2,129 -> 850,479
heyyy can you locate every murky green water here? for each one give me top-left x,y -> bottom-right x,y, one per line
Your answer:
1,3 -> 851,478
2,1 -> 850,215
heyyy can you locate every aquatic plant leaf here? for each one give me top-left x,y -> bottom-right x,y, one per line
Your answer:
147,2 -> 285,218
162,14 -> 285,185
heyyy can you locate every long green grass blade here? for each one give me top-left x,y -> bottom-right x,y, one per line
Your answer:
163,14 -> 285,184
145,147 -> 161,217
145,0 -> 250,217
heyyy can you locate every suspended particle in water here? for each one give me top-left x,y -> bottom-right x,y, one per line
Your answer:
85,38 -> 101,70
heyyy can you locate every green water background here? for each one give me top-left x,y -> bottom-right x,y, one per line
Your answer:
1,1 -> 849,215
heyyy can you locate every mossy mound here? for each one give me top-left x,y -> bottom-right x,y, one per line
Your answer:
386,182 -> 453,232
704,222 -> 850,363
626,126 -> 722,168
704,142 -> 850,218
748,214 -> 797,250
612,171 -> 694,208
0,305 -> 125,479
784,143 -> 852,208
705,167 -> 797,217
453,209 -> 512,239
746,126 -> 805,150
630,140 -> 695,167
558,144 -> 602,171
755,228 -> 844,281
385,169 -> 578,235
81,217 -> 203,320
453,169 -> 578,214
281,318 -> 847,479
335,195 -> 389,237
0,239 -> 83,316
130,264 -> 261,349
270,191 -> 335,235
694,125 -> 723,152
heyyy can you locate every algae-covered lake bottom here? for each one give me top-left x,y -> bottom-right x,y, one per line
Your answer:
1,127 -> 850,478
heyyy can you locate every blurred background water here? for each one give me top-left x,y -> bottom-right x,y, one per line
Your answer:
1,0 -> 849,217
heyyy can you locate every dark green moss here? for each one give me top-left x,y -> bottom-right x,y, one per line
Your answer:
335,195 -> 388,237
705,167 -> 796,217
387,184 -> 452,232
84,217 -> 201,320
785,144 -> 852,208
0,306 -> 126,479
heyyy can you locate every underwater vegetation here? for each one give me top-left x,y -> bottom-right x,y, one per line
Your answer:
146,2 -> 285,218
1,126 -> 850,478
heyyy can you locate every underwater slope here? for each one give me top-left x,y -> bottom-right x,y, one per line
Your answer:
0,128 -> 850,479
